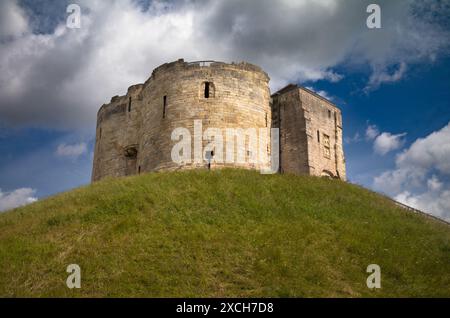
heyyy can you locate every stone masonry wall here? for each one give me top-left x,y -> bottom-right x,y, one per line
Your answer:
271,85 -> 346,180
92,59 -> 272,181
92,59 -> 346,182
299,87 -> 346,180
271,86 -> 309,174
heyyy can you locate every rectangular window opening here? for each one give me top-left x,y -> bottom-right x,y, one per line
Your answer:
317,130 -> 320,143
204,82 -> 210,98
163,95 -> 167,118
128,97 -> 132,112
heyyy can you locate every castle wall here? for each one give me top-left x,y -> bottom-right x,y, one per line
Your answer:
299,88 -> 346,180
272,85 -> 346,180
92,59 -> 345,182
92,96 -> 129,181
92,59 -> 272,181
271,86 -> 310,174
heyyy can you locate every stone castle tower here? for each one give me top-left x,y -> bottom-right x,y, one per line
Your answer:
92,59 -> 346,181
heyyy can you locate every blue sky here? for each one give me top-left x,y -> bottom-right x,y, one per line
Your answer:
310,58 -> 450,184
0,0 -> 449,220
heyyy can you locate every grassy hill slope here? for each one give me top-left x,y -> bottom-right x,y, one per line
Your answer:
0,169 -> 449,297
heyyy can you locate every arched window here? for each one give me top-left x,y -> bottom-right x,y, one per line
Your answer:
124,145 -> 138,176
321,170 -> 334,178
124,146 -> 138,159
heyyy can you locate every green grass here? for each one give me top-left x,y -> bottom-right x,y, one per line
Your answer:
0,169 -> 449,297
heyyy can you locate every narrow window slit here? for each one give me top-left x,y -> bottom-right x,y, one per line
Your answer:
204,82 -> 210,98
163,95 -> 167,118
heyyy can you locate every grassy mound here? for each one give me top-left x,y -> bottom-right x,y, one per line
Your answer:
0,169 -> 449,297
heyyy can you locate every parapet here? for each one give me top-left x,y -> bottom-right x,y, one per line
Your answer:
273,84 -> 341,111
149,58 -> 270,82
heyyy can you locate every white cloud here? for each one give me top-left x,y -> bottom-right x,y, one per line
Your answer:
0,0 -> 28,40
0,0 -> 449,130
56,142 -> 87,158
395,187 -> 450,222
373,132 -> 407,155
427,175 -> 443,191
345,123 -> 378,144
344,132 -> 361,144
305,86 -> 334,101
365,62 -> 407,92
365,123 -> 407,155
365,124 -> 380,140
0,188 -> 37,212
396,124 -> 450,175
374,122 -> 450,221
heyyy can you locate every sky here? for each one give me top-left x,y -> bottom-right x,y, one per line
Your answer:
0,0 -> 449,220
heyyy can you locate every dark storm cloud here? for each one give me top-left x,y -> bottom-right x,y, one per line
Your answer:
0,0 -> 449,130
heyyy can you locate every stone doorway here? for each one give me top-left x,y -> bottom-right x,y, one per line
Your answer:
124,145 -> 138,176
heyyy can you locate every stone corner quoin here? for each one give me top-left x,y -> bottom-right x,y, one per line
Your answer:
92,58 -> 346,182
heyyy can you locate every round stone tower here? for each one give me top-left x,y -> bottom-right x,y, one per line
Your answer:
92,59 -> 272,181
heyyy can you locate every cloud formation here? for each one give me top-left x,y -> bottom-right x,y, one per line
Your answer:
0,0 -> 28,40
373,132 -> 407,155
56,142 -> 87,158
0,188 -> 37,212
0,0 -> 449,131
374,122 -> 450,221
364,123 -> 407,155
305,87 -> 334,101
365,124 -> 380,140
365,62 -> 408,92
344,132 -> 361,145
